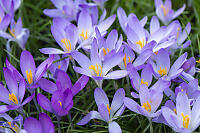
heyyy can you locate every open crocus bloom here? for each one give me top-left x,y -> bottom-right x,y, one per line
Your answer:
162,91 -> 200,132
24,113 -> 54,133
0,68 -> 34,113
0,0 -> 21,14
155,0 -> 185,25
20,50 -> 54,89
77,88 -> 125,133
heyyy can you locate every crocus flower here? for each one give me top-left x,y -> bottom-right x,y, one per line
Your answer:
148,49 -> 187,80
77,88 -> 125,133
162,91 -> 200,132
20,50 -> 54,89
24,113 -> 54,133
0,68 -> 34,113
0,0 -> 21,14
155,0 -> 185,25
72,39 -> 128,87
37,70 -> 89,117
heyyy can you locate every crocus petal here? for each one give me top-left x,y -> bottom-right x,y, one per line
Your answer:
108,121 -> 122,133
133,49 -> 153,67
117,7 -> 127,32
150,90 -> 163,113
18,78 -> 26,102
94,88 -> 109,107
155,49 -> 170,73
139,84 -> 150,106
39,48 -> 66,55
77,111 -> 103,125
21,93 -> 35,106
141,64 -> 152,86
0,83 -> 10,104
38,78 -> 57,94
24,117 -> 42,133
191,97 -> 200,130
71,51 -> 91,69
73,66 -> 91,77
172,4 -> 185,19
106,29 -> 118,50
91,39 -> 101,64
105,70 -> 128,79
37,93 -> 53,113
39,113 -> 55,133
124,97 -> 140,114
97,15 -> 116,33
0,105 -> 10,113
78,9 -> 92,33
56,70 -> 72,90
98,104 -> 110,122
150,16 -> 160,34
0,14 -> 10,30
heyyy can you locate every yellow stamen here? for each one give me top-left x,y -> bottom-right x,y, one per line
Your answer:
160,5 -> 169,16
176,27 -> 180,39
123,54 -> 133,68
196,59 -> 200,64
106,104 -> 111,115
61,39 -> 72,52
141,79 -> 148,86
154,51 -> 158,55
0,17 -> 1,23
9,93 -> 18,105
8,28 -> 16,38
26,70 -> 33,84
181,112 -> 189,128
103,48 -> 110,56
58,65 -> 61,69
89,64 -> 102,76
136,39 -> 145,48
80,31 -> 88,40
7,122 -> 19,133
58,101 -> 62,107
158,67 -> 167,76
174,108 -> 177,114
141,101 -> 151,112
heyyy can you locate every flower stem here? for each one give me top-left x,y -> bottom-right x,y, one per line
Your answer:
71,58 -> 79,79
33,95 -> 40,113
149,119 -> 153,133
56,116 -> 61,133
126,76 -> 131,95
67,111 -> 74,129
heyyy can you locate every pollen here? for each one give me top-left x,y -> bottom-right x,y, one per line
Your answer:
141,79 -> 148,86
58,65 -> 61,69
89,64 -> 102,76
8,28 -> 16,38
58,101 -> 62,107
158,67 -> 167,76
196,59 -> 200,64
160,5 -> 169,16
181,112 -> 189,128
7,122 -> 19,133
136,39 -> 145,48
174,108 -> 177,114
26,70 -> 33,84
106,104 -> 111,115
61,39 -> 72,52
141,101 -> 151,112
9,93 -> 18,105
123,54 -> 132,68
80,31 -> 89,40
103,48 -> 110,56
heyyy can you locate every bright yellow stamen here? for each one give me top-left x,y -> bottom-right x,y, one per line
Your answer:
181,112 -> 189,128
58,65 -> 61,69
89,64 -> 102,76
136,39 -> 145,48
141,101 -> 151,112
103,48 -> 110,56
106,104 -> 111,115
58,101 -> 62,107
141,79 -> 148,86
123,54 -> 132,68
0,17 -> 2,23
174,108 -> 177,114
26,70 -> 33,84
7,122 -> 19,133
80,31 -> 88,40
158,67 -> 167,76
8,28 -> 16,38
160,5 -> 169,16
61,39 -> 72,52
9,93 -> 18,105
176,27 -> 181,39
196,59 -> 200,64
154,51 -> 158,55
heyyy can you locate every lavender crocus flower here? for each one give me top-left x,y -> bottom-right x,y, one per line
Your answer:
148,49 -> 187,80
20,50 -> 54,89
155,0 -> 185,25
72,39 -> 128,87
24,113 -> 54,133
0,0 -> 21,14
0,68 -> 34,113
37,70 -> 89,117
162,91 -> 200,132
77,88 -> 125,133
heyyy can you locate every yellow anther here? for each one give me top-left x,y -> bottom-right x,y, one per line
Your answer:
61,39 -> 72,52
123,54 -> 132,68
58,101 -> 62,107
7,122 -> 19,133
196,59 -> 200,64
160,5 -> 169,16
80,31 -> 89,40
58,65 -> 61,69
8,28 -> 16,38
181,89 -> 184,92
136,39 -> 145,48
154,51 -> 158,55
174,108 -> 177,114
0,17 -> 2,23
103,48 -> 110,56
9,93 -> 18,105
141,101 -> 151,112
158,67 -> 167,76
26,70 -> 33,84
181,112 -> 189,128
89,64 -> 102,76
141,79 -> 148,86
176,27 -> 181,39
106,104 -> 111,115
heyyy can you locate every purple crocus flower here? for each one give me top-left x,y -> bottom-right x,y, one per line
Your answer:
37,70 -> 89,117
148,49 -> 187,80
0,0 -> 21,14
20,50 -> 54,89
0,68 -> 34,113
162,91 -> 200,132
72,39 -> 128,87
77,88 -> 125,133
24,113 -> 54,133
155,0 -> 185,25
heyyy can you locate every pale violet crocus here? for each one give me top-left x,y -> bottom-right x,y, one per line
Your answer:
71,39 -> 128,87
0,0 -> 21,14
162,91 -> 200,132
155,0 -> 185,25
77,88 -> 125,133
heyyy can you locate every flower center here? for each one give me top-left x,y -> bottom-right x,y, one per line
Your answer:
106,104 -> 111,115
160,5 -> 169,16
136,39 -> 145,48
7,122 -> 19,133
123,54 -> 132,68
26,70 -> 33,84
158,67 -> 167,76
80,30 -> 89,40
61,39 -> 71,52
141,79 -> 148,86
181,112 -> 189,128
58,65 -> 61,69
8,28 -> 16,38
103,48 -> 110,56
9,93 -> 18,105
141,101 -> 151,112
89,64 -> 102,77
58,101 -> 62,107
